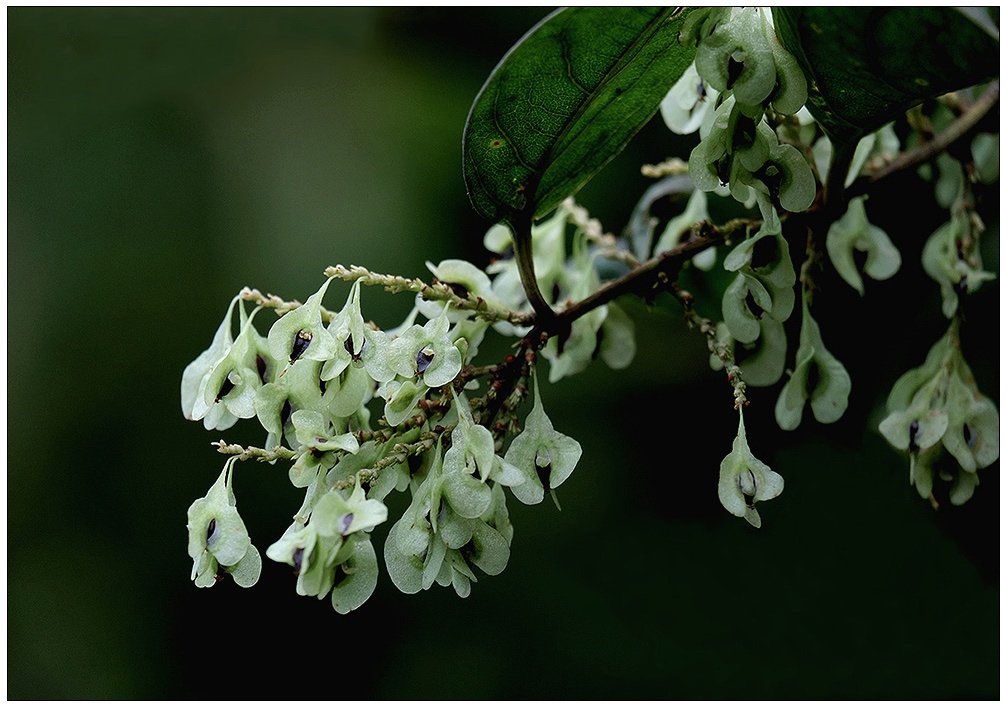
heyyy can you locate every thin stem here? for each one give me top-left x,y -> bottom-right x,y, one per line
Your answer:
509,212 -> 558,326
671,283 -> 747,409
848,80 -> 1000,198
555,218 -> 757,327
324,264 -> 530,325
214,440 -> 298,462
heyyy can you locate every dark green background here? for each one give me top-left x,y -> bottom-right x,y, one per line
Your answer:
8,8 -> 999,700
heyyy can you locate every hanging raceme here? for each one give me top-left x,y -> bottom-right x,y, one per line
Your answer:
178,7 -> 998,611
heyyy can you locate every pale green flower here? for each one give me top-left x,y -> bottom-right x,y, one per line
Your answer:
321,278 -> 395,384
760,8 -> 806,114
598,301 -> 637,371
775,301 -> 851,430
384,440 -> 513,598
922,214 -> 996,319
418,259 -> 507,322
711,317 -> 787,388
376,377 -> 427,428
267,482 -> 387,603
971,133 -> 999,184
254,358 -> 328,449
504,372 -> 582,506
286,409 -> 360,488
267,276 -> 337,371
826,196 -> 901,295
181,295 -> 239,423
186,457 -> 260,588
721,227 -> 795,346
718,411 -> 784,528
879,325 -> 999,504
442,391 -> 524,518
197,305 -> 273,430
653,188 -> 710,256
329,537 -> 379,614
387,305 -> 462,389
695,7 -> 776,108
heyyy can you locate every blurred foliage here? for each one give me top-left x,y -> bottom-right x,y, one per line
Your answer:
7,7 -> 998,700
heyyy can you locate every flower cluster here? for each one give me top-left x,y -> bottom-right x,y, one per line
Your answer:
669,7 -> 815,227
181,216 -> 595,609
710,223 -> 795,389
879,324 -> 999,504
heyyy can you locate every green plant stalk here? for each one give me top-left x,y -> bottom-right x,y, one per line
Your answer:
508,211 -> 558,325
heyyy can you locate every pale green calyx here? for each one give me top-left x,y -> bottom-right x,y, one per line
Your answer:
761,8 -> 807,114
718,410 -> 784,528
442,390 -> 525,518
878,324 -> 999,505
775,301 -> 851,431
187,456 -> 261,588
384,438 -> 514,598
712,317 -> 787,388
653,188 -> 710,256
321,278 -> 394,384
267,276 -> 338,371
695,8 -> 776,108
287,409 -> 360,487
387,305 -> 462,389
678,7 -> 731,49
181,295 -> 239,424
505,372 -> 583,506
419,258 -> 505,321
922,213 -> 996,319
722,224 -> 796,345
826,196 -> 901,295
199,305 -> 271,428
183,297 -> 276,432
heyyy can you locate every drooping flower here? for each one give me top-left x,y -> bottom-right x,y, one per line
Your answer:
718,410 -> 784,528
504,372 -> 583,506
267,277 -> 337,371
181,295 -> 240,423
922,213 -> 996,319
826,196 -> 901,296
694,7 -> 776,108
387,305 -> 462,389
321,278 -> 395,384
775,301 -> 851,430
441,390 -> 525,518
286,409 -> 360,488
186,457 -> 261,588
196,305 -> 273,431
878,324 -> 999,505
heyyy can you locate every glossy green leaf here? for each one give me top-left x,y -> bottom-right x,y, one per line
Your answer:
463,7 -> 696,225
773,8 -> 999,142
